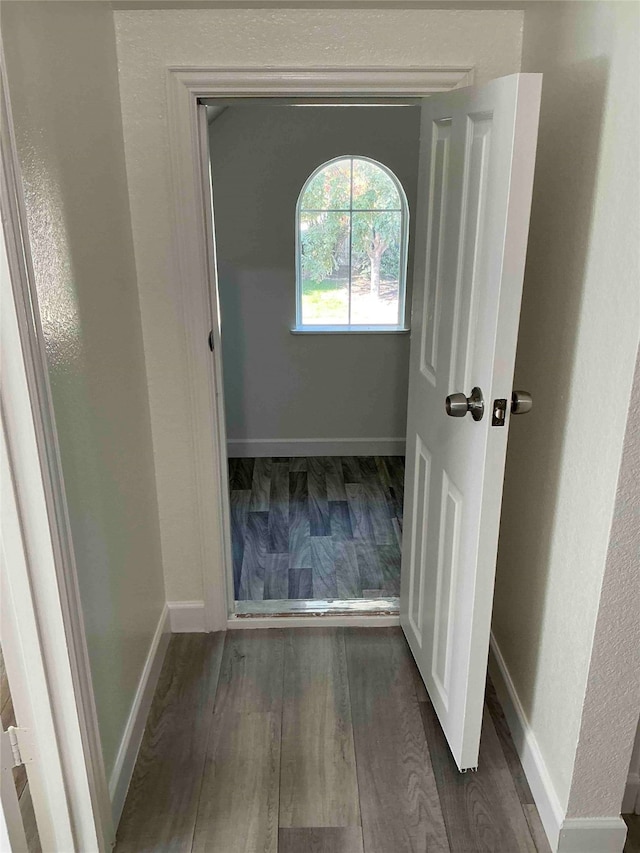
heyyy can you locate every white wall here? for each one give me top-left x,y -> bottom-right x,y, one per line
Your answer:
1,1 -> 166,781
114,6 -> 524,602
210,104 -> 420,447
492,0 -> 640,819
566,346 -> 639,820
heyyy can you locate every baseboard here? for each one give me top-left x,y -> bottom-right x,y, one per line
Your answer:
489,635 -> 631,853
622,772 -> 640,815
488,633 -> 564,851
227,437 -> 406,458
556,817 -> 628,852
109,604 -> 170,826
167,600 -> 207,633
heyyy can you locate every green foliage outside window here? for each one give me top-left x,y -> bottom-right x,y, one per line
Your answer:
299,158 -> 404,302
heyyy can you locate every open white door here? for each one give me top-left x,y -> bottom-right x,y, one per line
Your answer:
400,73 -> 542,770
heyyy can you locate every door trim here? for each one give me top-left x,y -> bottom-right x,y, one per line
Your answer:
166,64 -> 475,630
1,50 -> 114,850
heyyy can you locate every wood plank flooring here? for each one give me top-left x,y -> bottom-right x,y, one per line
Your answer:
115,634 -> 224,852
116,628 -> 551,853
229,456 -> 405,601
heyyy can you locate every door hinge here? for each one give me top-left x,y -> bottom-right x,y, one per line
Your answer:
2,726 -> 33,769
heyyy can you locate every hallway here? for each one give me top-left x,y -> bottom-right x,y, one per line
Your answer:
115,628 -> 550,852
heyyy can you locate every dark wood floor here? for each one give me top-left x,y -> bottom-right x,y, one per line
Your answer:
625,815 -> 640,853
228,456 -> 405,602
116,628 -> 551,853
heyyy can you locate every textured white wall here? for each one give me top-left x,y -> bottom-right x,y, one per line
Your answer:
210,104 -> 420,444
114,7 -> 524,601
2,1 -> 166,780
492,0 -> 640,814
565,346 -> 640,819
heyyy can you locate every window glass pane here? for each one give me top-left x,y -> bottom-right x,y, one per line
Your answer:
300,159 -> 351,211
350,210 -> 402,325
352,159 -> 401,210
300,211 -> 350,325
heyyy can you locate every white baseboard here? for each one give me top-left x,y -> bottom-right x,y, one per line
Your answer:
489,633 -> 565,851
556,818 -> 628,853
622,772 -> 640,814
227,437 -> 406,458
489,634 -> 629,853
109,604 -> 170,826
167,600 -> 207,633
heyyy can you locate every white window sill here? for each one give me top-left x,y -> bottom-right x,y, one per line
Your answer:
291,325 -> 410,335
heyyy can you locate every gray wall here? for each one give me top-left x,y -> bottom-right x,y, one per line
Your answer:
492,0 -> 640,812
2,1 -> 165,782
209,104 -> 421,445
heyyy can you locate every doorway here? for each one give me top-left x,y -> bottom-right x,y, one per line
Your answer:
206,98 -> 421,618
189,70 -> 540,772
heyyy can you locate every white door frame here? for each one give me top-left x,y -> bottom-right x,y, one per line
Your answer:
165,65 -> 475,631
1,52 -> 114,851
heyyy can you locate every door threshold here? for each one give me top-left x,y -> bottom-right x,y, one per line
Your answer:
235,597 -> 399,617
229,597 -> 401,629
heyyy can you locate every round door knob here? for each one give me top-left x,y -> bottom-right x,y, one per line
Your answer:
511,390 -> 533,414
445,393 -> 470,417
445,387 -> 484,421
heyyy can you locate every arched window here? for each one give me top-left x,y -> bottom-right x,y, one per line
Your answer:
295,156 -> 409,331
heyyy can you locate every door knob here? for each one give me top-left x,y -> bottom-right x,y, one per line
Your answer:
511,390 -> 532,414
445,386 -> 484,421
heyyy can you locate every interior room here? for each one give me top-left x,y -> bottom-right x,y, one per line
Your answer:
209,101 -> 420,612
1,3 -> 638,853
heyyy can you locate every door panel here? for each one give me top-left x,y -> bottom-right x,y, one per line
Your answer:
400,74 -> 542,770
420,118 -> 451,385
453,114 -> 492,395
406,435 -> 431,644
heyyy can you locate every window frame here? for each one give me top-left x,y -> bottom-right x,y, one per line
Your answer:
294,155 -> 410,333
